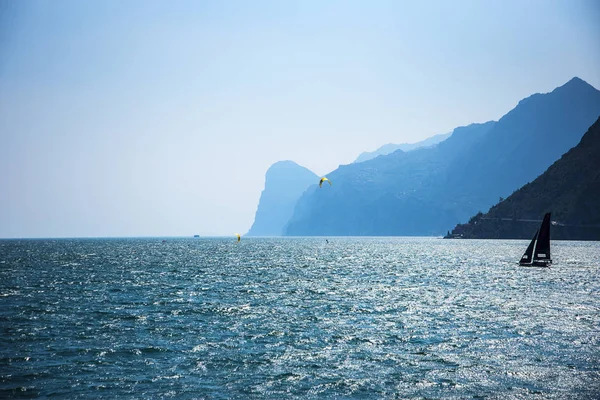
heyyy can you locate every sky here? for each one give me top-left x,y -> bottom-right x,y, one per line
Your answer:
1,0 -> 599,238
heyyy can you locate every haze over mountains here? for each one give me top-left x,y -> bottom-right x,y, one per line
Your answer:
354,132 -> 452,164
249,77 -> 600,237
447,116 -> 600,240
246,161 -> 318,236
284,121 -> 497,236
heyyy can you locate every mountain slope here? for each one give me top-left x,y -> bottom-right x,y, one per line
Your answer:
446,117 -> 600,240
285,77 -> 600,236
446,77 -> 600,207
246,161 -> 318,236
354,132 -> 452,163
285,122 -> 496,235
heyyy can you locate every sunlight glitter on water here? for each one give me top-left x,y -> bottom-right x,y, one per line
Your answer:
0,237 -> 599,398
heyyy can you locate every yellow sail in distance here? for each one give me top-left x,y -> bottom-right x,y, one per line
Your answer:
319,177 -> 331,188
235,233 -> 241,242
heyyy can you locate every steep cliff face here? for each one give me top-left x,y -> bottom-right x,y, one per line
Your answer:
246,161 -> 318,236
284,77 -> 600,236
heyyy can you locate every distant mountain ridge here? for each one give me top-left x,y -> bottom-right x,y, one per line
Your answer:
246,161 -> 318,236
446,116 -> 600,240
284,121 -> 496,235
283,77 -> 600,236
354,132 -> 452,163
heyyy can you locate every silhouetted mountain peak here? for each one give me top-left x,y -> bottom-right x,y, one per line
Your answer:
268,160 -> 303,171
265,160 -> 312,182
515,77 -> 598,109
552,76 -> 598,97
246,161 -> 318,236
560,76 -> 591,88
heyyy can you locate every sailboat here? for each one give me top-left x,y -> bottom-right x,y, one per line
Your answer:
519,212 -> 552,267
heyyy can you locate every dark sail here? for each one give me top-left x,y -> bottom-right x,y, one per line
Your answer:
533,212 -> 552,263
519,229 -> 538,265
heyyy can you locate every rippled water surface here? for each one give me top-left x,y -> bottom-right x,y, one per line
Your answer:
1,238 -> 599,398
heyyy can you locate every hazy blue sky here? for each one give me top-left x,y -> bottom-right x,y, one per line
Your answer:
1,0 -> 599,237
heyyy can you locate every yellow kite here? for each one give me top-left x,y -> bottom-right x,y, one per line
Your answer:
319,177 -> 332,188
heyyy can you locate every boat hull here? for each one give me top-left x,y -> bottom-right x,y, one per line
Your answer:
519,260 -> 552,267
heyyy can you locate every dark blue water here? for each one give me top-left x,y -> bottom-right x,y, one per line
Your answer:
1,238 -> 599,398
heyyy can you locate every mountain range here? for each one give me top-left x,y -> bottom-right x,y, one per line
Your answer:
249,77 -> 600,237
353,132 -> 452,163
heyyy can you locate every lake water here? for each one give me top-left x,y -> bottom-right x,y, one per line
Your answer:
1,237 -> 599,398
